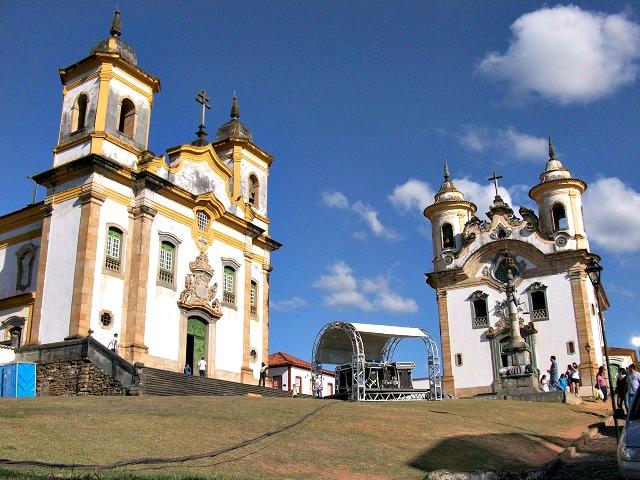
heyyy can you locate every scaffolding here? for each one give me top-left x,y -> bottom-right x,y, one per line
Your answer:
311,322 -> 443,401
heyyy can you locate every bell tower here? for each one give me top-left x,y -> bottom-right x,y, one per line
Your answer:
529,139 -> 588,250
424,161 -> 477,270
53,10 -> 160,169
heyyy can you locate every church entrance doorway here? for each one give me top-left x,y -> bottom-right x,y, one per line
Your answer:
186,316 -> 207,372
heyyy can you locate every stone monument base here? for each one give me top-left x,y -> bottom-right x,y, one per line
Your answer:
496,374 -> 540,396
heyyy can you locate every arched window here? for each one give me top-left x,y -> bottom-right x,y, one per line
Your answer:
118,98 -> 136,137
468,291 -> 489,328
158,241 -> 176,286
526,282 -> 549,320
15,244 -> 36,291
71,94 -> 88,132
441,223 -> 454,249
250,280 -> 257,315
196,211 -> 210,231
105,227 -> 123,272
552,203 -> 568,231
248,175 -> 259,207
223,266 -> 236,305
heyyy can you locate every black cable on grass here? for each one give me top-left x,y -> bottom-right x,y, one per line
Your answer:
0,400 -> 339,471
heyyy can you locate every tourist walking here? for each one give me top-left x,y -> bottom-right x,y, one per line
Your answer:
628,364 -> 640,407
108,333 -> 118,352
183,364 -> 192,376
198,357 -> 207,378
258,362 -> 267,387
547,356 -> 561,391
616,367 -> 628,413
596,366 -> 608,401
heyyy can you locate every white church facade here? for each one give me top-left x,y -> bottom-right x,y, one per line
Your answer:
0,11 -> 279,384
424,148 -> 607,398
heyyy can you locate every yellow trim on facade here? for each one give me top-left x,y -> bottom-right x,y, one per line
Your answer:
154,203 -> 192,227
111,72 -> 154,104
0,205 -> 44,235
62,71 -> 100,95
0,292 -> 35,311
51,185 -> 83,204
103,187 -> 132,207
0,229 -> 42,250
212,230 -> 245,251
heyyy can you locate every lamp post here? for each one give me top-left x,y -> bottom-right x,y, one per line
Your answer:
633,335 -> 640,366
585,343 -> 594,394
585,257 -> 619,441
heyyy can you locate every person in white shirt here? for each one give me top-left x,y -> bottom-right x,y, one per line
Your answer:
108,333 -> 118,353
198,357 -> 207,377
628,364 -> 640,407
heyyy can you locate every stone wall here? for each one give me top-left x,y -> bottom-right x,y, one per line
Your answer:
37,358 -> 126,396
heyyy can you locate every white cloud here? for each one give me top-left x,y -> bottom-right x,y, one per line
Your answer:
459,125 -> 547,162
313,261 -> 418,314
478,5 -> 640,104
270,296 -> 308,312
352,201 -> 400,240
583,177 -> 640,252
312,260 -> 357,291
321,190 -> 349,209
321,191 -> 399,240
388,178 -> 435,213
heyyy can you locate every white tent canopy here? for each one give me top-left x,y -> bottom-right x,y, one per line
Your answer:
316,322 -> 428,365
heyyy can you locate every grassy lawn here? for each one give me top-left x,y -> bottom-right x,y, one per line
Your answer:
0,396 -> 607,479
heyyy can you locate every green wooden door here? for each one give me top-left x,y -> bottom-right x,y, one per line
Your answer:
187,317 -> 207,368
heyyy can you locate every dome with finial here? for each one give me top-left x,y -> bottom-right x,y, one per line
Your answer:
540,137 -> 571,183
214,95 -> 253,142
434,159 -> 465,203
90,9 -> 138,65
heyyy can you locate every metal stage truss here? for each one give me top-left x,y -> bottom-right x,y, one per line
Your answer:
311,322 -> 443,401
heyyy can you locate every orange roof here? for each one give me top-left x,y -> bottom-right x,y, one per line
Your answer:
268,352 -> 334,376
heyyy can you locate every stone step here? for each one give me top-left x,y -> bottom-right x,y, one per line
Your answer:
140,367 -> 304,398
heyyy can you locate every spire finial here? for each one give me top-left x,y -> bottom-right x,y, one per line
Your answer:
230,94 -> 239,119
110,8 -> 122,37
444,159 -> 450,181
548,136 -> 556,160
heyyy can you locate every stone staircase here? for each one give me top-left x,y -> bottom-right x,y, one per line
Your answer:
140,367 -> 305,398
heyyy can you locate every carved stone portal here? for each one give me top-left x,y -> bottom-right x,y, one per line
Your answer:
178,252 -> 223,319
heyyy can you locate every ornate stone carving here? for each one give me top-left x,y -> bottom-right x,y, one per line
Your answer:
490,223 -> 512,240
178,252 -> 222,318
518,206 -> 539,231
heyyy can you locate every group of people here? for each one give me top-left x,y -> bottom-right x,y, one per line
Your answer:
614,364 -> 640,414
539,355 -> 640,410
540,356 -> 581,394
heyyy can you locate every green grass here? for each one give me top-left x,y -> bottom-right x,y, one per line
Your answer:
0,396 -> 605,479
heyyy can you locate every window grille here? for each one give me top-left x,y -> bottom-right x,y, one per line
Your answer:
158,242 -> 175,285
470,294 -> 489,328
529,287 -> 549,321
250,281 -> 257,315
100,312 -> 113,327
196,211 -> 210,231
455,353 -> 463,367
105,228 -> 122,272
223,266 -> 235,305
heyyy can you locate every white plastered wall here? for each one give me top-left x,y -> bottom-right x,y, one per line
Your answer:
89,196 -> 131,348
447,272 -> 580,390
39,198 -> 82,343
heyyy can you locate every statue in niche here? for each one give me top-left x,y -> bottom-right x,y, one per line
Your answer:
178,252 -> 222,318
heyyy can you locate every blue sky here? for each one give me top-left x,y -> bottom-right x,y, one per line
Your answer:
1,1 -> 639,373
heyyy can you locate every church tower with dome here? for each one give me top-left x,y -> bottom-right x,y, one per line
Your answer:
424,142 -> 607,398
0,10 -> 280,385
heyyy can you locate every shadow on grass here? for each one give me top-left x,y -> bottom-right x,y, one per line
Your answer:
408,432 -> 570,473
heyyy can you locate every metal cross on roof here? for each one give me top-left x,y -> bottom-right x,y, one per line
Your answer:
196,90 -> 211,128
488,171 -> 503,197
